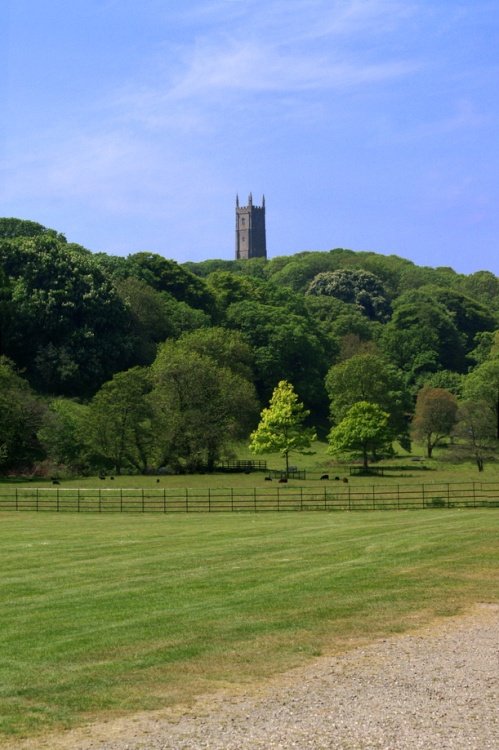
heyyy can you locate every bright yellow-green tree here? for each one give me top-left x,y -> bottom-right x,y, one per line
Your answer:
328,401 -> 391,470
249,380 -> 316,474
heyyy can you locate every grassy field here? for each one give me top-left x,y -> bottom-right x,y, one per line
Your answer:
1,440 -> 498,490
0,509 -> 497,741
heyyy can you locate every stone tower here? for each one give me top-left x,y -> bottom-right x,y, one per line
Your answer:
235,193 -> 267,260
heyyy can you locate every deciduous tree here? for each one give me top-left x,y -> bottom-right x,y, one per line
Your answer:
411,387 -> 458,458
0,235 -> 132,395
327,401 -> 391,470
152,345 -> 258,472
307,268 -> 391,321
249,380 -> 316,473
37,398 -> 90,473
0,357 -> 46,471
87,367 -> 154,474
226,300 -> 329,414
174,327 -> 254,381
380,294 -> 466,382
462,358 -> 499,439
326,353 -> 410,449
452,400 -> 496,472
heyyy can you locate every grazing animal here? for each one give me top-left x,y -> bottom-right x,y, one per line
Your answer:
110,476 -> 115,480
334,476 -> 340,481
265,476 -> 272,481
320,474 -> 329,480
52,479 -> 60,485
156,478 -> 160,483
278,477 -> 288,483
343,477 -> 349,483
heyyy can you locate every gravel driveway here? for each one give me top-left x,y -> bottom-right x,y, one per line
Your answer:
7,603 -> 498,750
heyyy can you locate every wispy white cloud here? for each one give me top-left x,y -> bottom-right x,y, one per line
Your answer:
106,0 -> 421,135
168,39 -> 418,98
1,0 -> 423,231
178,0 -> 417,40
167,0 -> 420,97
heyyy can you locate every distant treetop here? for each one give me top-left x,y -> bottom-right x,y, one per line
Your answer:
0,218 -> 67,242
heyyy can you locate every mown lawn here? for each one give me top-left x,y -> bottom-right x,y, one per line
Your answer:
0,509 -> 497,740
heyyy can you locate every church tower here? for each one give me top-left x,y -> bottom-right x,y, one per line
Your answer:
235,193 -> 267,260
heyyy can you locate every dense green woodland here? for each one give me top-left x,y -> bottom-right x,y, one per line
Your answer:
1,217 -> 499,475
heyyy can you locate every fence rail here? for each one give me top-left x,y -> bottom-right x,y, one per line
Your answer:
215,459 -> 267,472
0,481 -> 498,513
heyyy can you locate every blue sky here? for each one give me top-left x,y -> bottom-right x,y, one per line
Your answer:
2,0 -> 499,275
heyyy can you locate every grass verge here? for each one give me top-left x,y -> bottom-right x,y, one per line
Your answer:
0,510 -> 497,740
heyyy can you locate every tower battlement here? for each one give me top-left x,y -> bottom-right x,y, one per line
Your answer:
235,193 -> 267,260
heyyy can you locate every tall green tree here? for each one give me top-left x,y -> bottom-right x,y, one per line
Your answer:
380,294 -> 466,382
0,265 -> 12,353
152,345 -> 258,472
205,271 -> 264,314
307,268 -> 391,321
125,252 -> 216,314
226,300 -> 330,415
325,353 -> 410,449
420,370 -> 464,397
0,358 -> 46,471
0,217 -> 66,242
115,276 -> 209,365
452,400 -> 496,472
37,398 -> 90,473
174,327 -> 255,381
87,367 -> 154,474
419,287 -> 497,351
462,358 -> 499,439
249,380 -> 316,473
0,235 -> 132,395
411,387 -> 458,458
468,330 -> 499,366
327,401 -> 391,470
459,271 -> 499,312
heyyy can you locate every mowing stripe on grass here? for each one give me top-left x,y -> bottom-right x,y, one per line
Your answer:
0,510 -> 497,738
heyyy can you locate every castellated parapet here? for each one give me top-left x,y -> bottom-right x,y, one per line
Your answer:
235,193 -> 267,260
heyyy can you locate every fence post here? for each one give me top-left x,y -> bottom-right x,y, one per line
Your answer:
163,488 -> 166,513
120,488 -> 123,513
254,487 -> 257,512
99,489 -> 102,513
16,487 -> 18,511
348,484 -> 351,511
300,486 -> 303,511
57,488 -> 60,513
447,483 -> 450,508
142,488 -> 145,513
397,484 -> 400,510
231,487 -> 234,512
277,485 -> 280,511
186,488 -> 189,512
208,487 -> 211,512
422,483 -> 425,509
77,488 -> 80,513
372,484 -> 375,511
473,482 -> 476,508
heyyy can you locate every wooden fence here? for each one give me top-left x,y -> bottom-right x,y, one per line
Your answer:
0,481 -> 498,513
215,459 -> 267,472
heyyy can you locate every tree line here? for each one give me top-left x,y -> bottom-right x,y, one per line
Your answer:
1,217 -> 498,475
